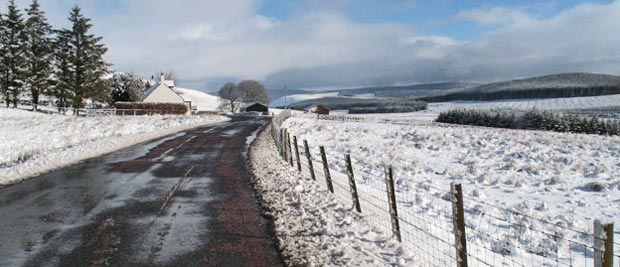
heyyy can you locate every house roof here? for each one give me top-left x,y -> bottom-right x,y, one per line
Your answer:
144,83 -> 160,97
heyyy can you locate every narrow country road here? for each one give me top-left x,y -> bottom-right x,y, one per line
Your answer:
0,117 -> 283,267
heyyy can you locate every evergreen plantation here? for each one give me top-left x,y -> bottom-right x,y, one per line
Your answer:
436,109 -> 620,136
0,0 -> 108,113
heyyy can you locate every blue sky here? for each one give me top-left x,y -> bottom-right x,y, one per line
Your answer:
258,0 -> 614,40
4,0 -> 620,90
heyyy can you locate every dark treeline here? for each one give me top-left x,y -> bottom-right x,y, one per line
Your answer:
436,109 -> 620,136
422,86 -> 620,102
289,97 -> 427,114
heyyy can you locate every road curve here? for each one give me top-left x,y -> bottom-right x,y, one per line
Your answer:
0,117 -> 283,267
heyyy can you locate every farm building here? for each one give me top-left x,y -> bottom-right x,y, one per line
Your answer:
308,105 -> 330,115
240,102 -> 269,114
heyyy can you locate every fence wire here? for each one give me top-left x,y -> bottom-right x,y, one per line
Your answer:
271,115 -> 618,267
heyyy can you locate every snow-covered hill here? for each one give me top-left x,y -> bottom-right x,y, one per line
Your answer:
270,92 -> 339,108
470,72 -> 620,92
175,88 -> 221,111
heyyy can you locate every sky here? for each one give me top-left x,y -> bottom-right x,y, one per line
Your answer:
4,0 -> 620,91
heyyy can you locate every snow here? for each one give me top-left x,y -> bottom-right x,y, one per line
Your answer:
270,92 -> 339,107
0,108 -> 229,186
281,116 -> 620,266
175,87 -> 221,111
249,127 -> 414,266
427,93 -> 620,112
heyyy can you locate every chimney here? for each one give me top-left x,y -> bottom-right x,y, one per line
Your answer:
160,72 -> 165,82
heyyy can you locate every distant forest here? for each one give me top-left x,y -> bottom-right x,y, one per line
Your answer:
289,97 -> 427,114
436,109 -> 620,136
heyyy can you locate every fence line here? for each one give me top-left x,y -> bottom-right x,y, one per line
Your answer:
271,112 -> 619,267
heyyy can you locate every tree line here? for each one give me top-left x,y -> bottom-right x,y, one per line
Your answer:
436,109 -> 620,136
218,80 -> 269,112
0,0 -> 108,113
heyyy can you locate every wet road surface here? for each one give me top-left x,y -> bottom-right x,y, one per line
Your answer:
0,117 -> 283,267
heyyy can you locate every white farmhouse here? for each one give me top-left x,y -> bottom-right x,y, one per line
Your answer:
143,74 -> 186,105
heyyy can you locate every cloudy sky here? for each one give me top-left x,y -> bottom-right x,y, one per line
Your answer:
5,0 -> 620,91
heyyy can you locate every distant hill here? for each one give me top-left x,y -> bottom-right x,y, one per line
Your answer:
421,73 -> 620,102
289,96 -> 427,114
269,82 -> 475,107
267,88 -> 314,101
337,82 -> 477,97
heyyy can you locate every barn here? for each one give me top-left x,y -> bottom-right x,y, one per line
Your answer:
309,105 -> 330,115
240,102 -> 269,114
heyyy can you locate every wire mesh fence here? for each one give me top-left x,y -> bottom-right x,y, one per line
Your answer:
271,114 -> 618,267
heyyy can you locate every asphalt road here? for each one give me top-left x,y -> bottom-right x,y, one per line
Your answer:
0,117 -> 283,267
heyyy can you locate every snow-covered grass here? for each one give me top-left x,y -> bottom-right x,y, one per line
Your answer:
427,93 -> 620,112
249,126 -> 414,266
270,92 -> 339,107
282,116 -> 620,266
0,108 -> 229,186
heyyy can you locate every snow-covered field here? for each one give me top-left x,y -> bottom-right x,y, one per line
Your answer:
249,126 -> 413,266
270,92 -> 339,107
427,93 -> 620,112
0,108 -> 228,186
175,87 -> 221,111
281,116 -> 620,266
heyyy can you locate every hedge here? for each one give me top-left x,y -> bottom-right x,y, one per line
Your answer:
114,102 -> 188,115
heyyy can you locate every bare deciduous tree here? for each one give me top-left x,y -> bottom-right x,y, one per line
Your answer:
238,80 -> 269,104
218,82 -> 241,112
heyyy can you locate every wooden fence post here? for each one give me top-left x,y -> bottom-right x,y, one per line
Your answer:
319,146 -> 334,193
385,165 -> 401,242
286,132 -> 294,167
603,223 -> 614,267
280,128 -> 288,161
304,140 -> 316,181
594,220 -> 614,267
451,182 -> 468,267
293,136 -> 301,171
345,154 -> 362,213
595,220 -> 603,267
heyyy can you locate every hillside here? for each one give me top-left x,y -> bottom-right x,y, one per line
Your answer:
421,72 -> 620,102
270,82 -> 474,107
289,96 -> 427,114
175,88 -> 221,111
337,82 -> 476,97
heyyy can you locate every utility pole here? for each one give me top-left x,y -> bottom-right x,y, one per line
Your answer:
284,85 -> 288,110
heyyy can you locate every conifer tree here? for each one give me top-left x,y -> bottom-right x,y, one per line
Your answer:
56,6 -> 108,113
50,32 -> 72,113
0,0 -> 27,108
24,0 -> 53,111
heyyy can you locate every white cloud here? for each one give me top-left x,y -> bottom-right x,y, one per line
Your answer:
456,6 -> 535,26
5,0 -> 620,90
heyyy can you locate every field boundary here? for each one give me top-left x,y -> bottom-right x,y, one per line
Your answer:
270,111 -> 619,267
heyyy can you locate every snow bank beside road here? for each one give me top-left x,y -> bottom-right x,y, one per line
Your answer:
0,108 -> 229,186
249,127 -> 414,266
